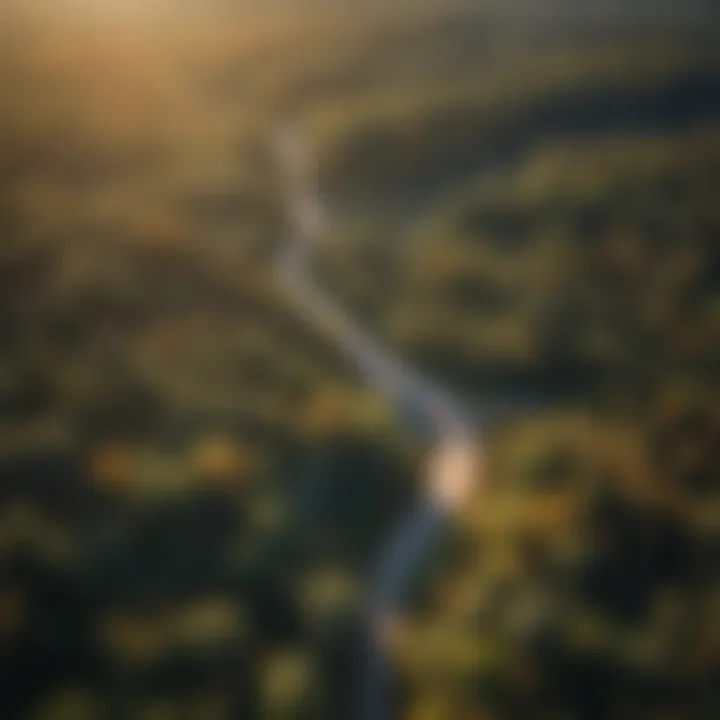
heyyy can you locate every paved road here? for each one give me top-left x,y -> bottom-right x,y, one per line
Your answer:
273,124 -> 479,720
272,124 -> 473,443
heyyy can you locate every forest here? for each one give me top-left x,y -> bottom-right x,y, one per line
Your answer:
0,1 -> 718,718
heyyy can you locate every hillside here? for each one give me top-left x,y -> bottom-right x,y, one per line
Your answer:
0,3 -> 718,718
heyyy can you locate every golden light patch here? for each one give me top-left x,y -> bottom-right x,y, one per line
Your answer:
190,436 -> 253,486
298,384 -> 352,442
88,442 -> 137,489
524,490 -> 579,538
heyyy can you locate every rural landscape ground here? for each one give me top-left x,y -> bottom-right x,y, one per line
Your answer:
0,1 -> 718,718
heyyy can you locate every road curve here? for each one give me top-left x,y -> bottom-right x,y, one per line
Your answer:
273,124 -> 479,720
272,124 -> 474,443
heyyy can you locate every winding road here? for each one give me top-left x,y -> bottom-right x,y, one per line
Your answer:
273,124 -> 474,442
273,124 -> 479,719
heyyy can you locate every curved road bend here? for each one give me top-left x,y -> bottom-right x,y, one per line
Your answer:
273,125 -> 480,720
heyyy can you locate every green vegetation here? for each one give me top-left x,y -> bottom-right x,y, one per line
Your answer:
0,2 -> 718,718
